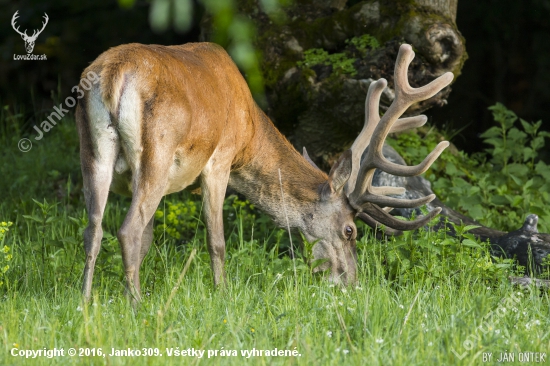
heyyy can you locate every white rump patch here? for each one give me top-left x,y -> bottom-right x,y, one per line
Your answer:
88,84 -> 118,166
117,76 -> 142,171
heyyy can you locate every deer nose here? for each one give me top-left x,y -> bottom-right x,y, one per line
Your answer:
329,267 -> 357,286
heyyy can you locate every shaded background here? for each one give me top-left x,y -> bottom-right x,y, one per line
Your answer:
0,0 -> 549,155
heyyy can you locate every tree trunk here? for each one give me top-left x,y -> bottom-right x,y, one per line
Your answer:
416,0 -> 458,22
201,0 -> 467,169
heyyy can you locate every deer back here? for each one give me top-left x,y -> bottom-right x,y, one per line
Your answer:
80,43 -> 278,196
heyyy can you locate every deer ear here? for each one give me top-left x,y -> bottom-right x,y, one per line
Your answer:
321,149 -> 352,200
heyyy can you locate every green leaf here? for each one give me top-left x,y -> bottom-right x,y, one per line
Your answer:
520,119 -> 534,134
507,163 -> 529,177
479,126 -> 502,139
462,233 -> 477,241
482,137 -> 502,147
508,174 -> 523,186
531,136 -> 545,151
535,161 -> 550,180
529,204 -> 546,217
507,128 -> 527,143
22,215 -> 43,223
439,239 -> 456,246
511,195 -> 523,207
461,194 -> 482,207
489,195 -> 510,206
488,102 -> 517,129
523,147 -> 536,162
462,239 -> 482,248
522,179 -> 534,192
467,205 -> 484,220
32,198 -> 46,209
462,225 -> 481,233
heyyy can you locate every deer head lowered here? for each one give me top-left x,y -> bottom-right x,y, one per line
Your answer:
11,11 -> 49,54
77,42 -> 452,302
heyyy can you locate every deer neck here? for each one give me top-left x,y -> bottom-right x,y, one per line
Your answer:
228,109 -> 328,229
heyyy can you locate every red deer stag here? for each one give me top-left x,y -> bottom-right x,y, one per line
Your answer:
76,42 -> 452,301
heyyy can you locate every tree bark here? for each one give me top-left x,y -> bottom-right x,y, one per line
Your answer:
201,0 -> 467,169
416,0 -> 458,22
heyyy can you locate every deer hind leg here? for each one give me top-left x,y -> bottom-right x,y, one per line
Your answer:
117,155 -> 171,304
132,216 -> 154,296
201,164 -> 231,287
77,97 -> 118,301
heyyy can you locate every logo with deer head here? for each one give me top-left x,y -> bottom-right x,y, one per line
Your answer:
11,11 -> 49,54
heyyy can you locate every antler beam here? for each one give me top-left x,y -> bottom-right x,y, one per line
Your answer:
348,44 -> 453,231
11,11 -> 27,38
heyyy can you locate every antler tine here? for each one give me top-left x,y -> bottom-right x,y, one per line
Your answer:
357,193 -> 436,209
366,45 -> 453,176
363,203 -> 442,231
390,115 -> 427,134
346,79 -> 387,195
350,44 -> 452,202
11,11 -> 27,37
39,13 -> 49,32
356,212 -> 403,236
393,45 -> 454,105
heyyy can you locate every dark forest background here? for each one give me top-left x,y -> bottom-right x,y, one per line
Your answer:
0,0 -> 549,156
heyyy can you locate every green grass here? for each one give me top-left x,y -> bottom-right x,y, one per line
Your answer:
0,108 -> 549,365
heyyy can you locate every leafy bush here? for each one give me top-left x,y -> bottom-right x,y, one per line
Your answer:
154,194 -> 289,251
0,221 -> 13,288
360,220 -> 515,284
388,103 -> 550,233
154,198 -> 201,241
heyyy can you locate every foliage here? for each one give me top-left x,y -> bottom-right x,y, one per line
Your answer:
154,194 -> 291,253
297,48 -> 357,76
0,221 -> 13,288
387,103 -> 550,232
154,198 -> 201,241
0,105 -> 81,202
345,34 -> 380,55
363,219 -> 514,284
297,34 -> 380,77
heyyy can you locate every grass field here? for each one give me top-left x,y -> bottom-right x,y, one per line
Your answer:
0,108 -> 549,365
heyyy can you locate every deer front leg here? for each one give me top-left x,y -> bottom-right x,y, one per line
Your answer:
201,166 -> 231,287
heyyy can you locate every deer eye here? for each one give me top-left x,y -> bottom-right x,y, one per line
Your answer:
344,225 -> 354,239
